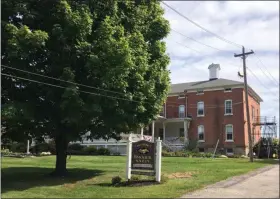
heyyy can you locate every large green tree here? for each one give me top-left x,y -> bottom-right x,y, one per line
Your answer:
1,0 -> 170,175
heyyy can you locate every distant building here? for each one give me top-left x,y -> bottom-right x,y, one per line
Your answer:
78,63 -> 263,156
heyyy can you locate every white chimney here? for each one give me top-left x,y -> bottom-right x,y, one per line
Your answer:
208,63 -> 220,80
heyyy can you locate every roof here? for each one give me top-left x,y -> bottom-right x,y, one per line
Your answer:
170,78 -> 263,102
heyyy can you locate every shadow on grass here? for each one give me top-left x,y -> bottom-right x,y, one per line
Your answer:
95,180 -> 160,187
253,159 -> 279,165
1,167 -> 104,193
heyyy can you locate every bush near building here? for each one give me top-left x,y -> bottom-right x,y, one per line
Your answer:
253,137 -> 279,159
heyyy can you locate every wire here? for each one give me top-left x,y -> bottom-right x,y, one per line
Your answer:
253,54 -> 279,85
1,73 -> 149,104
169,39 -> 200,53
1,64 -> 137,97
168,39 -> 241,69
161,1 -> 242,48
246,67 -> 279,100
171,28 -> 230,52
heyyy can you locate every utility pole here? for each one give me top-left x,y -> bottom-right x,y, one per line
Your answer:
234,46 -> 254,162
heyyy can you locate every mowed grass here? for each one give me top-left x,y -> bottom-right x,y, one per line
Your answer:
1,156 -> 276,198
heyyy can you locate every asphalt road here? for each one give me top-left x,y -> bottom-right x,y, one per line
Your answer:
181,164 -> 280,198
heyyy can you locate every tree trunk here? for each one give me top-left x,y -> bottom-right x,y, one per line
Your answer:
50,134 -> 68,177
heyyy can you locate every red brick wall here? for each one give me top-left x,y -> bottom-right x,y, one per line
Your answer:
166,96 -> 186,118
165,88 -> 247,148
164,87 -> 261,150
243,91 -> 261,145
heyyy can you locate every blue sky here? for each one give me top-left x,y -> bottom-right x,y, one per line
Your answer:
161,1 -> 279,136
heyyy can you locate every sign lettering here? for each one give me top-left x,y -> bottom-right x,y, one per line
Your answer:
131,140 -> 155,170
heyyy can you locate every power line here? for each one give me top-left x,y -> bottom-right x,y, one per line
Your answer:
252,58 -> 279,87
253,54 -> 279,85
1,64 -> 136,97
168,39 -> 241,69
169,39 -> 200,53
1,73 -> 150,104
161,1 -> 242,48
171,28 -> 229,52
246,67 -> 279,99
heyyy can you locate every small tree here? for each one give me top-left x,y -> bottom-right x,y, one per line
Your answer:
184,138 -> 198,152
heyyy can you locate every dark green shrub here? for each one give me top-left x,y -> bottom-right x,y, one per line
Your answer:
204,153 -> 213,158
162,150 -> 170,156
83,146 -> 98,155
175,151 -> 183,157
10,143 -> 26,153
183,139 -> 198,151
37,143 -> 50,153
68,143 -> 84,151
111,176 -> 122,185
113,152 -> 121,156
97,147 -> 111,155
253,137 -> 279,158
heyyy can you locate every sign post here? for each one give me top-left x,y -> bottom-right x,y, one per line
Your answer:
155,137 -> 162,182
126,135 -> 162,182
126,134 -> 132,180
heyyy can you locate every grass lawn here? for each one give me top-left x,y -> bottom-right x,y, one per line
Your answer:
1,156 -> 276,198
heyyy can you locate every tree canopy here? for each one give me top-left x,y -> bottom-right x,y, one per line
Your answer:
1,0 -> 170,175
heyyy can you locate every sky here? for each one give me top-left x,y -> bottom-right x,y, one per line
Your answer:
161,1 -> 279,136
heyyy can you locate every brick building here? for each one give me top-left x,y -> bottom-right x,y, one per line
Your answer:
140,63 -> 262,155
78,63 -> 262,156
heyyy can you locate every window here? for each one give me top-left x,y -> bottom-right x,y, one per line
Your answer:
179,105 -> 185,118
225,124 -> 233,141
178,94 -> 185,99
226,148 -> 233,154
198,125 -> 204,141
160,104 -> 165,116
225,100 -> 232,115
199,148 -> 205,153
179,128 -> 184,137
197,102 -> 204,116
197,90 -> 204,95
224,88 -> 232,92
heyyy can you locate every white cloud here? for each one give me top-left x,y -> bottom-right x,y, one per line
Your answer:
162,1 -> 279,135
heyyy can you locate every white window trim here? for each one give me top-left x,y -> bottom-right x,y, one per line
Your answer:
225,124 -> 234,142
179,105 -> 185,118
224,99 -> 233,116
198,125 -> 205,142
197,101 -> 205,117
224,88 -> 232,92
178,94 -> 185,99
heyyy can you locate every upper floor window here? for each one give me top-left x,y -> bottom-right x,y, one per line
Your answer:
224,88 -> 232,92
225,100 -> 232,115
198,125 -> 205,141
178,94 -> 185,99
160,104 -> 165,117
197,90 -> 204,95
225,124 -> 233,141
179,105 -> 185,118
197,101 -> 204,116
